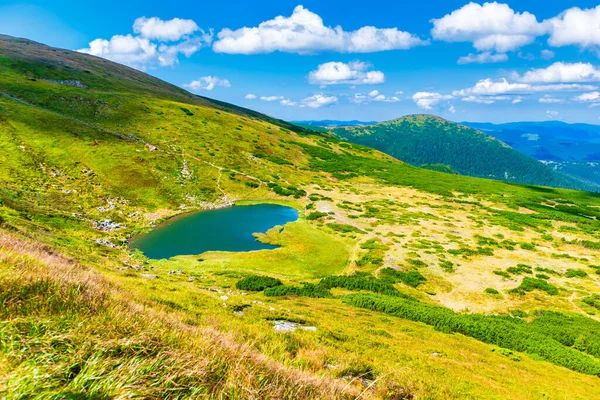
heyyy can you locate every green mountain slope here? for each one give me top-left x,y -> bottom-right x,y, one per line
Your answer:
4,36 -> 600,399
331,115 -> 600,191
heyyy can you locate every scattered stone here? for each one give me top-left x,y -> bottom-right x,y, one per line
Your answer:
272,321 -> 317,332
168,269 -> 183,275
41,79 -> 87,88
220,295 -> 229,301
94,239 -> 117,248
145,143 -> 157,151
140,273 -> 156,279
233,311 -> 244,316
93,219 -> 123,231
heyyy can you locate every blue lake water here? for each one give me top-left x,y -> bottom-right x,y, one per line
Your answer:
130,204 -> 298,259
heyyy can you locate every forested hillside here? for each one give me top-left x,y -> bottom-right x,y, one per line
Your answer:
331,115 -> 600,191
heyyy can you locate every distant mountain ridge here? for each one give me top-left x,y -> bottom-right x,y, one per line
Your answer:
463,121 -> 600,187
330,115 -> 600,192
293,120 -> 377,127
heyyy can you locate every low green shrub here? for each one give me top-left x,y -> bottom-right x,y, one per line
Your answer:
236,275 -> 282,291
264,283 -> 332,298
379,268 -> 427,288
509,277 -> 558,296
342,294 -> 600,377
565,269 -> 588,278
306,211 -> 328,220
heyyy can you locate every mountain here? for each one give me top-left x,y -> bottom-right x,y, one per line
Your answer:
4,35 -> 600,399
293,119 -> 377,127
463,121 -> 600,162
464,121 -> 600,187
330,115 -> 600,191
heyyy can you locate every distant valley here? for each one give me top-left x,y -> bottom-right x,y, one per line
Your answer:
298,118 -> 600,191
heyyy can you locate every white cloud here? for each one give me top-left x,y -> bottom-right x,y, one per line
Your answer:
301,93 -> 338,108
133,17 -> 200,41
546,110 -> 560,119
448,105 -> 456,113
518,62 -> 600,83
574,91 -> 600,102
452,78 -> 596,96
395,90 -> 404,95
260,95 -> 284,102
431,2 -> 545,53
280,99 -> 297,106
412,92 -> 453,110
78,17 -> 211,69
512,96 -> 523,104
183,76 -> 231,91
539,95 -> 564,103
213,5 -> 427,54
540,49 -> 555,60
308,61 -> 384,85
461,95 -> 509,104
546,6 -> 600,50
245,94 -> 257,100
457,52 -> 508,64
351,90 -> 399,104
79,35 -> 158,68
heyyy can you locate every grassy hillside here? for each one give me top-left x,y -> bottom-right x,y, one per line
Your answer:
4,35 -> 600,398
330,115 -> 600,192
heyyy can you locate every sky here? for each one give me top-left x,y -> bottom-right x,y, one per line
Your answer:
1,0 -> 600,123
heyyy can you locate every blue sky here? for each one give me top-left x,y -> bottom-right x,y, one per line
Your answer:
1,1 -> 600,123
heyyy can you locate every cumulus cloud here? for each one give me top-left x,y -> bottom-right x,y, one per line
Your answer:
183,76 -> 231,91
546,110 -> 560,119
461,95 -> 509,104
260,95 -> 284,102
133,17 -> 199,41
539,95 -> 564,103
79,35 -> 158,68
301,93 -> 338,108
245,94 -> 257,100
457,52 -> 508,64
540,49 -> 555,60
213,5 -> 427,54
78,17 -> 211,69
546,6 -> 600,50
351,89 -> 400,104
412,92 -> 453,110
308,61 -> 384,85
452,78 -> 596,96
574,91 -> 600,102
431,2 -> 545,53
517,62 -> 600,83
280,99 -> 297,106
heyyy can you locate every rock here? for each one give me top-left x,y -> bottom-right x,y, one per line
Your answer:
220,295 -> 229,301
145,143 -> 157,151
233,311 -> 244,316
93,219 -> 123,231
94,239 -> 117,248
272,320 -> 317,332
140,273 -> 156,279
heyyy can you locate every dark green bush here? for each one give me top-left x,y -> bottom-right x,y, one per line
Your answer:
236,275 -> 282,291
509,277 -> 558,296
565,269 -> 588,278
342,294 -> 600,377
379,268 -> 426,288
264,283 -> 332,298
306,211 -> 328,220
485,288 -> 499,295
